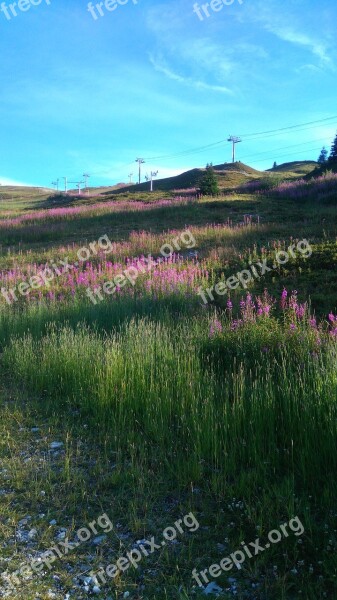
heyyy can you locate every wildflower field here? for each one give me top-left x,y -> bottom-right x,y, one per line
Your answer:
0,174 -> 337,599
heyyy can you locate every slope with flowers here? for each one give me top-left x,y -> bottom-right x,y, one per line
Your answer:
0,169 -> 336,599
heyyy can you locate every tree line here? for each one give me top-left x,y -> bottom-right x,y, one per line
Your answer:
317,132 -> 337,164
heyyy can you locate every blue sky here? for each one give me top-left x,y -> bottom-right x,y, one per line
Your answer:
0,0 -> 337,188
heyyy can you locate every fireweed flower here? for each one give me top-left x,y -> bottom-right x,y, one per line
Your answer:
327,313 -> 337,336
231,319 -> 243,331
289,291 -> 298,311
280,288 -> 288,309
209,319 -> 223,337
296,304 -> 306,320
239,293 -> 257,322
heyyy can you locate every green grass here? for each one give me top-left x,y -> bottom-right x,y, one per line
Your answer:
267,161 -> 318,178
2,315 -> 337,598
3,316 -> 336,489
0,169 -> 337,599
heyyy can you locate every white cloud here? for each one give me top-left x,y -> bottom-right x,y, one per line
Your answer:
146,3 -> 236,93
265,24 -> 331,66
149,54 -> 233,94
234,42 -> 269,59
0,176 -> 33,187
245,1 -> 334,69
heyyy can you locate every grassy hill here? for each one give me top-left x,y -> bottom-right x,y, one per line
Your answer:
0,161 -> 319,207
0,186 -> 53,214
267,160 -> 318,177
0,164 -> 337,599
305,159 -> 337,179
102,160 -> 319,197
106,161 -> 265,195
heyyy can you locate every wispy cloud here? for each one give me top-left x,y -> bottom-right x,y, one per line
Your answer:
245,1 -> 334,69
265,24 -> 331,66
149,54 -> 233,94
146,3 -> 236,94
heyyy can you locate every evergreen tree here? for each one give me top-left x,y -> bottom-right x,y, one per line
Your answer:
199,164 -> 219,196
329,133 -> 337,162
273,161 -> 277,169
317,146 -> 328,164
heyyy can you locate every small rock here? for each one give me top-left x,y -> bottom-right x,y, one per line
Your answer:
203,582 -> 223,596
18,516 -> 32,526
28,528 -> 38,540
31,427 -> 40,433
49,520 -> 57,526
123,593 -> 130,599
92,586 -> 101,594
16,531 -> 30,542
80,576 -> 93,585
50,442 -> 63,450
92,534 -> 107,545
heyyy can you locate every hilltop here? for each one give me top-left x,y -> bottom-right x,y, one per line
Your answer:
0,160 -> 320,206
101,160 -> 319,196
267,160 -> 318,177
0,185 -> 52,199
107,161 -> 265,195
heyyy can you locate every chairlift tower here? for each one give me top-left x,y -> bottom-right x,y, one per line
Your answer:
69,181 -> 85,195
227,135 -> 242,163
135,158 -> 145,184
150,170 -> 158,192
83,173 -> 90,193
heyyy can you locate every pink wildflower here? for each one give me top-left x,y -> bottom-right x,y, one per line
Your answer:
209,319 -> 223,337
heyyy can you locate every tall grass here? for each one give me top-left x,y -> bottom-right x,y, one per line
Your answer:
1,187 -> 337,597
3,309 -> 337,498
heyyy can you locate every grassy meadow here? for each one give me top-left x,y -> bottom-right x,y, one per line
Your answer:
0,169 -> 337,599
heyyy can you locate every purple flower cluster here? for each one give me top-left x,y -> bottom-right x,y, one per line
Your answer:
328,313 -> 337,337
207,289 -> 337,346
272,172 -> 337,201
